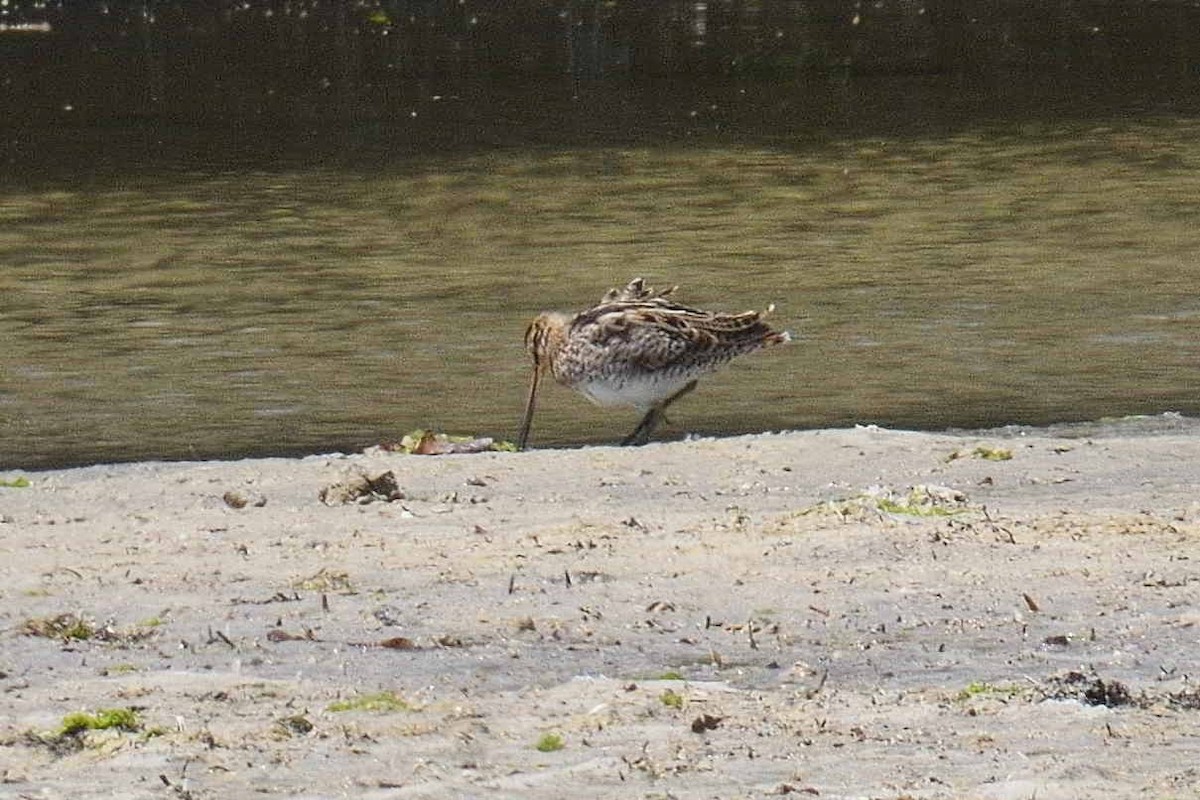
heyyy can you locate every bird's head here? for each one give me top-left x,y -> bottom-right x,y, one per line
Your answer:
524,312 -> 571,372
518,311 -> 570,451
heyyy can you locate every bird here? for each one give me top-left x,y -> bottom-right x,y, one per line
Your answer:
517,277 -> 790,449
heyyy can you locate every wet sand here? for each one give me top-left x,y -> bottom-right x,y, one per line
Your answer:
2,426 -> 1199,799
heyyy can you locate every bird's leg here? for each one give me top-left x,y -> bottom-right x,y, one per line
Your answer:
621,380 -> 698,446
622,408 -> 663,447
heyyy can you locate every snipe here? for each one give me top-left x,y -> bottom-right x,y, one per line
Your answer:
517,278 -> 790,449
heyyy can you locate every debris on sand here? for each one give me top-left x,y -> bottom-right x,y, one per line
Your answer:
291,567 -> 354,593
1041,670 -> 1134,707
20,613 -> 156,645
223,489 -> 267,509
26,708 -> 146,756
372,430 -> 517,456
319,470 -> 405,505
802,484 -> 970,521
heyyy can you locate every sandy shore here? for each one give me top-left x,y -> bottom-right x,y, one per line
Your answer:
2,426 -> 1199,799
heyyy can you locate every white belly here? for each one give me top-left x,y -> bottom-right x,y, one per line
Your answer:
575,374 -> 694,410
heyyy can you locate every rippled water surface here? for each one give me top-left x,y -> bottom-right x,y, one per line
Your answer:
3,94 -> 1200,468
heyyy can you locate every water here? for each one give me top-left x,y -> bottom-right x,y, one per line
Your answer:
3,78 -> 1199,469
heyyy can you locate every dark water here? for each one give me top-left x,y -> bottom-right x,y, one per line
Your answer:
2,77 -> 1199,470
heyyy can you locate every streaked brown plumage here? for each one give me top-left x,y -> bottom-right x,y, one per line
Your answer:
517,278 -> 790,449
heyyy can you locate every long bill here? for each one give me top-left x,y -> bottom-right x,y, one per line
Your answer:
516,365 -> 541,451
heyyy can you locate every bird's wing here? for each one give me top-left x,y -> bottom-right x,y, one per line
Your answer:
574,300 -> 779,372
